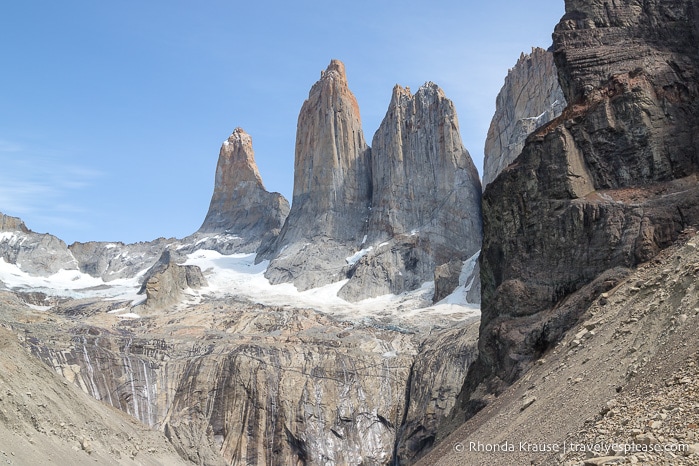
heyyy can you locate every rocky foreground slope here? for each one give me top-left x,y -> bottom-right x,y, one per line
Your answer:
0,317 -> 187,466
429,0 -> 699,463
418,230 -> 699,466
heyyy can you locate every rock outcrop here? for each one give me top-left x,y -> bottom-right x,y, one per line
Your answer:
7,289 -> 480,465
69,238 -> 174,282
0,212 -> 79,276
482,47 -> 566,187
261,59 -> 373,290
137,250 -> 207,309
338,84 -> 482,301
199,128 -> 290,251
454,0 -> 699,424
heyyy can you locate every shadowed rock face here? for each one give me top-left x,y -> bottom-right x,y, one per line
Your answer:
455,0 -> 699,418
199,127 -> 290,243
338,83 -> 482,301
262,59 -> 373,291
483,47 -> 567,187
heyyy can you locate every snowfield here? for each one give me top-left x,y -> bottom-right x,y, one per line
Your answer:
0,249 -> 480,322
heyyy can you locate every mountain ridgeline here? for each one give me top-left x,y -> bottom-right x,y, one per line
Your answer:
256,59 -> 482,302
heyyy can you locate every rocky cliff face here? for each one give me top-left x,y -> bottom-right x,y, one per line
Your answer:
455,0 -> 699,422
261,60 -> 372,291
0,212 -> 79,276
482,47 -> 566,187
338,84 -> 482,301
6,291 -> 479,465
199,128 -> 290,249
262,62 -> 482,302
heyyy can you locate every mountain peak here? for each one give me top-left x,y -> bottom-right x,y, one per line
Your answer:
199,128 -> 289,237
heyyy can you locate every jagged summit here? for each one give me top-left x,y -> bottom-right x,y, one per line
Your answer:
338,79 -> 482,301
483,47 -> 566,187
260,60 -> 482,300
198,127 -> 289,240
260,59 -> 372,290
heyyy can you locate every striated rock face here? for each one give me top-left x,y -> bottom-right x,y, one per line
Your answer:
10,292 -> 480,466
338,84 -> 482,301
456,0 -> 699,420
199,128 -> 290,249
261,59 -> 372,290
482,47 -> 567,187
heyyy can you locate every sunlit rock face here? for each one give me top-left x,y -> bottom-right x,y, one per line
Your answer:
338,83 -> 482,302
199,127 -> 290,248
261,61 -> 482,302
483,47 -> 566,188
260,59 -> 372,292
22,296 -> 480,465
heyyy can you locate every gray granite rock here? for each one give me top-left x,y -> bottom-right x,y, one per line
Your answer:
483,47 -> 566,187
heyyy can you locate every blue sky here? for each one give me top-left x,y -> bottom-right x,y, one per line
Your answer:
1,1 -> 565,244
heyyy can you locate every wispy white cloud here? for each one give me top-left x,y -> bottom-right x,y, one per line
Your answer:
0,141 -> 102,230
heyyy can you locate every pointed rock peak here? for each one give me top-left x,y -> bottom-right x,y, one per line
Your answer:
224,127 -> 253,148
320,59 -> 347,81
198,127 -> 290,236
220,127 -> 262,186
391,84 -> 412,102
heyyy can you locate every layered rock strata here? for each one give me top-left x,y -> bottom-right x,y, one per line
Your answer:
482,47 -> 566,187
454,0 -> 699,425
199,128 -> 290,250
338,84 -> 482,301
262,60 -> 373,290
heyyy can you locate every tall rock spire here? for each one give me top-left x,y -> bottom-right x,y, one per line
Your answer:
260,59 -> 372,290
199,127 -> 289,240
338,82 -> 482,300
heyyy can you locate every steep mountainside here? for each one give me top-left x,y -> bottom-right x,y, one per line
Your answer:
2,276 -> 479,465
339,83 -> 482,301
199,128 -> 290,246
418,231 -> 699,466
261,61 -> 483,302
451,0 -> 699,436
0,313 -> 187,466
482,47 -> 566,187
261,60 -> 373,291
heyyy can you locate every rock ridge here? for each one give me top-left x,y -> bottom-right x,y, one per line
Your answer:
451,0 -> 699,431
261,61 -> 483,301
483,47 -> 567,187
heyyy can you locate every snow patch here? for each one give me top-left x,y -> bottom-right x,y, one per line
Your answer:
345,247 -> 373,266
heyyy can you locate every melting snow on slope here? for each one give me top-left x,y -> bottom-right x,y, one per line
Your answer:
183,249 -> 480,322
0,258 -> 142,301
